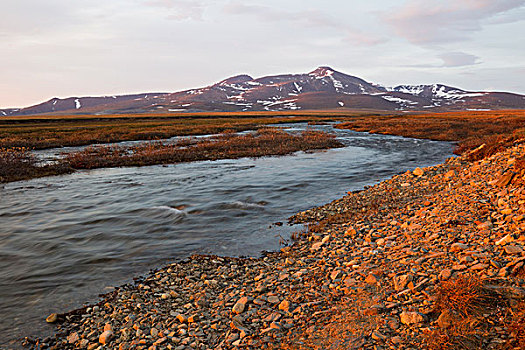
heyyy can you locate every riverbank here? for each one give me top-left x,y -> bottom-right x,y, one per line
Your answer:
0,129 -> 341,183
24,134 -> 525,349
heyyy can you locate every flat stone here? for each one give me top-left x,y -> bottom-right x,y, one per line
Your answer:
444,170 -> 455,179
330,270 -> 341,281
267,296 -> 280,304
452,264 -> 467,271
232,296 -> 248,314
176,313 -> 188,323
450,243 -> 469,252
371,331 -> 387,341
311,242 -> 323,251
470,263 -> 489,270
505,245 -> 523,255
400,311 -> 426,326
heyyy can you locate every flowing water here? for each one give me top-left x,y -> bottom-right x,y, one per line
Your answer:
0,124 -> 454,347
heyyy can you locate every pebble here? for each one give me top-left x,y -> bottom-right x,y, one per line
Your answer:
413,167 -> 424,176
278,300 -> 290,312
45,313 -> 58,323
400,311 -> 426,326
67,332 -> 79,344
99,330 -> 113,345
232,297 -> 248,314
450,243 -> 469,252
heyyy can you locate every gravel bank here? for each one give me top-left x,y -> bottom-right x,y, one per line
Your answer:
25,142 -> 525,350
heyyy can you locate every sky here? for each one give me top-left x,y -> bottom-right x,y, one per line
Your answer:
1,0 -> 525,108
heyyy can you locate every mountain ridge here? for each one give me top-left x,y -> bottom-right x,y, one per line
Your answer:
2,67 -> 524,116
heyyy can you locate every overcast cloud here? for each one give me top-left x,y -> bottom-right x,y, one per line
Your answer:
1,0 -> 524,108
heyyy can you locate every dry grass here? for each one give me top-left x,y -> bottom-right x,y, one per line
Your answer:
423,276 -> 503,350
272,290 -> 380,350
434,276 -> 495,317
424,319 -> 484,350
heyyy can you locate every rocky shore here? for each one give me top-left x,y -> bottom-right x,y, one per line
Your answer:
25,141 -> 525,350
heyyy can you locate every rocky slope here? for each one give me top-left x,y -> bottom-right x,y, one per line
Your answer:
26,139 -> 525,349
3,67 -> 525,116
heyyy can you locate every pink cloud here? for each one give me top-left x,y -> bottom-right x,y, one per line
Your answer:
144,0 -> 205,20
224,1 -> 386,46
383,0 -> 525,45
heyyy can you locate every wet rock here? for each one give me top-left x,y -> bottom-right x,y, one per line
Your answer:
45,313 -> 59,325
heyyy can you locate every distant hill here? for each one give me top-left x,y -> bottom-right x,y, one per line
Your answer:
2,67 -> 524,116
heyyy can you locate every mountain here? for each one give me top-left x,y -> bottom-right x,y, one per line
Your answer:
2,67 -> 524,116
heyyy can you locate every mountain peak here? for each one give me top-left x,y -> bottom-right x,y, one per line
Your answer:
309,66 -> 337,77
216,74 -> 254,86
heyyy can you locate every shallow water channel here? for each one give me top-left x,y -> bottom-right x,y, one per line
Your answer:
0,124 -> 454,347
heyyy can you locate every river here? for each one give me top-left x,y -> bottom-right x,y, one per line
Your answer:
0,124 -> 454,347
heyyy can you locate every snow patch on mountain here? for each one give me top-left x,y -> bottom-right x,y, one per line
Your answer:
382,95 -> 418,106
431,85 -> 486,99
393,85 -> 425,95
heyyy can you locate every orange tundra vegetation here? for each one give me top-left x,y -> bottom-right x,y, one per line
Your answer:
65,128 -> 342,169
0,114 -> 356,150
0,147 -> 72,183
336,110 -> 525,161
